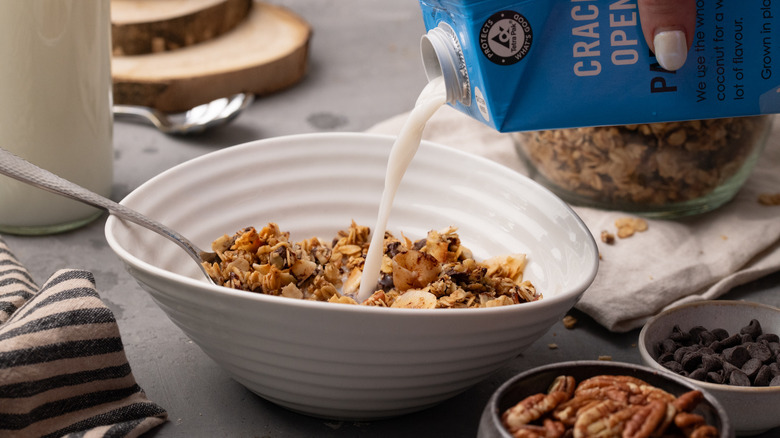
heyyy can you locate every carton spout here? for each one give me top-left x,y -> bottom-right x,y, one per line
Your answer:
420,23 -> 470,106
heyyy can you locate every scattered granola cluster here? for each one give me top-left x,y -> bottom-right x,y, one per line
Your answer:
514,116 -> 769,206
758,192 -> 780,206
615,216 -> 648,238
501,375 -> 719,438
202,222 -> 540,308
600,216 -> 649,245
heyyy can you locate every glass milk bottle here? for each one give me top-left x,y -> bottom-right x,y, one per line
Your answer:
0,0 -> 113,235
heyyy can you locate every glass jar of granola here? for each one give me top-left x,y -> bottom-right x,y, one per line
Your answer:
512,116 -> 773,218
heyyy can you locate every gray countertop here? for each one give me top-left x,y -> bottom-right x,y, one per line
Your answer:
3,1 -> 779,436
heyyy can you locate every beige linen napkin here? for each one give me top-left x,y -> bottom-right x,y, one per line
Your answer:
367,107 -> 780,332
0,237 -> 167,437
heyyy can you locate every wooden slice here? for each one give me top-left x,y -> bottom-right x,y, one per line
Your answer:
111,0 -> 253,55
112,2 -> 311,112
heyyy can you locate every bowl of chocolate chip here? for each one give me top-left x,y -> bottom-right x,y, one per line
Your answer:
478,360 -> 732,438
639,300 -> 780,436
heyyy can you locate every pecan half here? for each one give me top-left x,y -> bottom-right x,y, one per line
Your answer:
503,391 -> 571,433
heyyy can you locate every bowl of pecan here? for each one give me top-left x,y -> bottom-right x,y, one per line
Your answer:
105,132 -> 599,420
639,300 -> 780,436
512,116 -> 773,218
479,360 -> 732,438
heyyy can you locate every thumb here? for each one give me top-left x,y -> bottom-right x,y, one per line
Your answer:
638,0 -> 697,71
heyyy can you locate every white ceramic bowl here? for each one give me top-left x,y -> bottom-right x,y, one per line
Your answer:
105,132 -> 599,420
478,361 -> 733,438
639,300 -> 780,436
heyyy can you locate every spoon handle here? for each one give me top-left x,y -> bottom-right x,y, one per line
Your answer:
0,146 -> 207,266
113,105 -> 173,132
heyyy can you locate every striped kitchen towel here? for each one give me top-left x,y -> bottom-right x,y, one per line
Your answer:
0,237 -> 167,437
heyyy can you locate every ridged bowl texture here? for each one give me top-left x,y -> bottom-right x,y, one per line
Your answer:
105,133 -> 599,420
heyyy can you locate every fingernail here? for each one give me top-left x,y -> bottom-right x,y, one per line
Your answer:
654,30 -> 687,71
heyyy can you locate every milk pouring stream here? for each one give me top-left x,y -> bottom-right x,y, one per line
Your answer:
419,0 -> 780,132
357,78 -> 447,302
0,0 -> 113,234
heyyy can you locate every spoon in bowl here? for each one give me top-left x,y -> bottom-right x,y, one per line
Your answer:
0,146 -> 219,284
113,93 -> 254,135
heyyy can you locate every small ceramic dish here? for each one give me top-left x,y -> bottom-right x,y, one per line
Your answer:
639,300 -> 780,436
478,360 -> 732,438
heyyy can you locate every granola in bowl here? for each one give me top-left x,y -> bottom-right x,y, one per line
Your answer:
202,221 -> 540,308
513,116 -> 772,218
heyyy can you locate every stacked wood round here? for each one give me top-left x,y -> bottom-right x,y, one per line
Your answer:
111,0 -> 310,111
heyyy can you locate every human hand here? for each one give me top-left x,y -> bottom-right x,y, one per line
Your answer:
638,0 -> 696,71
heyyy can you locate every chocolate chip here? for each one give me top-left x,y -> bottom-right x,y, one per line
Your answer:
755,365 -> 772,386
728,369 -> 751,386
742,358 -> 763,378
720,333 -> 742,349
658,338 -> 677,354
385,241 -> 403,258
771,375 -> 780,387
757,333 -> 780,343
721,360 -> 739,373
378,273 -> 394,292
698,346 -> 715,356
699,330 -> 718,346
768,342 -> 780,359
657,351 -> 675,363
682,351 -> 704,372
670,324 -> 692,345
674,346 -> 693,363
740,319 -> 763,338
443,268 -> 469,284
723,345 -> 750,368
706,370 -> 724,384
689,326 -> 708,343
769,362 -> 780,377
701,354 -> 722,372
722,361 -> 739,377
747,342 -> 772,362
711,328 -> 730,340
663,360 -> 684,374
689,367 -> 707,381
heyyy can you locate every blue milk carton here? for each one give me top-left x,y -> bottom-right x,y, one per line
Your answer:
418,0 -> 780,132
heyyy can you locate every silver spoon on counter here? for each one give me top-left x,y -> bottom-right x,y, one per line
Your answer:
0,147 -> 219,284
113,93 -> 254,135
